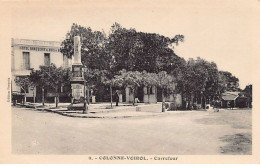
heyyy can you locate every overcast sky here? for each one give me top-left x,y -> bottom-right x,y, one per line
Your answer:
10,0 -> 259,89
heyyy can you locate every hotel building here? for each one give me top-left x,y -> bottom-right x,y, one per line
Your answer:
11,38 -> 72,102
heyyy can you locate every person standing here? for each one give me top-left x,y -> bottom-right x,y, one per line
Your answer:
115,90 -> 119,106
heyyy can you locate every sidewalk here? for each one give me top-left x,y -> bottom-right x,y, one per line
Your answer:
15,102 -> 167,118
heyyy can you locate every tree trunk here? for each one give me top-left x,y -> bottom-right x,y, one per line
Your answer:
24,95 -> 26,105
200,95 -> 203,107
42,87 -> 45,106
203,95 -> 206,109
33,87 -> 35,103
148,86 -> 150,104
55,95 -> 59,108
189,94 -> 192,110
162,89 -> 165,112
132,88 -> 135,106
110,84 -> 113,108
55,88 -> 59,108
87,87 -> 90,105
181,93 -> 185,110
187,95 -> 190,110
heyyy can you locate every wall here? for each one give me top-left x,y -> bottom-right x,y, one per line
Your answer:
143,86 -> 157,103
125,87 -> 134,103
175,94 -> 182,108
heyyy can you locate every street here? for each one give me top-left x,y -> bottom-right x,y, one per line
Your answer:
12,107 -> 252,155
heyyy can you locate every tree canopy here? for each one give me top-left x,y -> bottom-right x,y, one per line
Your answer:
60,22 -> 185,74
29,64 -> 71,107
58,22 -> 245,109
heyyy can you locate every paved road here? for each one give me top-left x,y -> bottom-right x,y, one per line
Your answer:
12,107 -> 251,154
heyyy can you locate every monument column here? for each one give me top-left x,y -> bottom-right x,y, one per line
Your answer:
68,36 -> 87,113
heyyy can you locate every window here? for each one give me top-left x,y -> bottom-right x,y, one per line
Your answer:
44,53 -> 50,66
23,52 -> 30,70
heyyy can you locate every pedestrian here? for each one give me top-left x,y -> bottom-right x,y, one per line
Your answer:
115,90 -> 119,106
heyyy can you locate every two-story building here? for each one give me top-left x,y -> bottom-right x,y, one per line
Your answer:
11,38 -> 72,103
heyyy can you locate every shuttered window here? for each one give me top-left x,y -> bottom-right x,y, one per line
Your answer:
23,52 -> 30,70
44,53 -> 50,66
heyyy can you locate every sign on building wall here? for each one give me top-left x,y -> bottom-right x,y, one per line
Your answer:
19,46 -> 60,52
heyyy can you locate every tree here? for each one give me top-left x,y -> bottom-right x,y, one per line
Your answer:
113,70 -> 142,105
61,23 -> 184,104
243,84 -> 252,108
61,23 -> 116,105
30,68 -> 48,106
141,71 -> 158,103
83,68 -> 113,106
100,71 -> 115,108
175,57 -> 220,109
217,71 -> 228,96
30,64 -> 71,107
219,71 -> 240,92
14,76 -> 34,104
106,22 -> 185,73
60,23 -> 110,71
157,71 -> 176,112
47,64 -> 71,108
196,58 -> 219,105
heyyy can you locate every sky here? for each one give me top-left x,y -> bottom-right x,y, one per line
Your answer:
10,0 -> 259,89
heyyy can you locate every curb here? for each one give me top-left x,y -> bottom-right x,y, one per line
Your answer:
49,110 -> 166,119
14,104 -> 167,119
40,108 -> 163,119
35,107 -> 168,119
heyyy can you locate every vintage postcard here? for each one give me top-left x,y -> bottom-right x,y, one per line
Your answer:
0,0 -> 259,164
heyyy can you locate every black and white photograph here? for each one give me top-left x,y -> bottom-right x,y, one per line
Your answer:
0,0 -> 259,164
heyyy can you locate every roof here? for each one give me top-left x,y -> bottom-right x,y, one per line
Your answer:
222,94 -> 239,101
12,38 -> 61,48
222,91 -> 240,96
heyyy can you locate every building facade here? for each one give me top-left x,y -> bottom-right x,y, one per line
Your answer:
221,91 -> 240,108
125,86 -> 182,108
11,38 -> 72,102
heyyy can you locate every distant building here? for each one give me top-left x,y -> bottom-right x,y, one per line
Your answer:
221,91 -> 240,108
125,86 -> 182,108
11,38 -> 72,102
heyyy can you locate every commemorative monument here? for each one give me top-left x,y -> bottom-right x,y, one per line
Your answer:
67,36 -> 88,113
